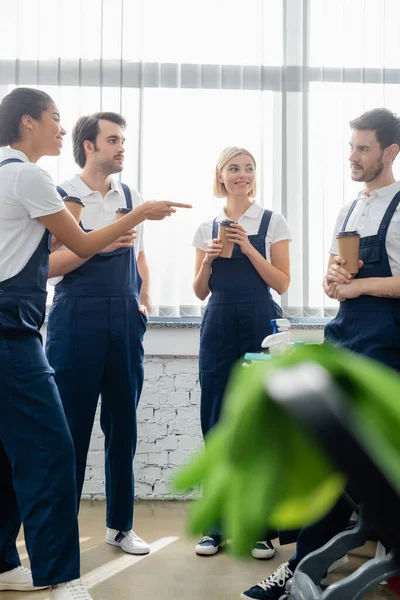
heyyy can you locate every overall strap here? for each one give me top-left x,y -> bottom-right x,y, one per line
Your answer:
341,200 -> 358,231
257,209 -> 273,238
212,218 -> 218,239
56,186 -> 68,198
0,158 -> 23,167
121,183 -> 133,209
378,190 -> 400,239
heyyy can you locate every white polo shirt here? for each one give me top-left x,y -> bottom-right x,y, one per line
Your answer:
0,148 -> 65,283
192,202 -> 291,262
58,174 -> 144,252
329,181 -> 400,277
49,174 -> 145,286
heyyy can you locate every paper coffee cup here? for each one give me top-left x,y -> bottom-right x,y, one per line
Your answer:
115,207 -> 134,243
218,219 -> 236,258
64,196 -> 84,222
115,207 -> 132,220
336,230 -> 360,275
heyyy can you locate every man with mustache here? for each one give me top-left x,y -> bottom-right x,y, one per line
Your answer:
324,106 -> 400,363
242,107 -> 400,599
46,113 -> 151,555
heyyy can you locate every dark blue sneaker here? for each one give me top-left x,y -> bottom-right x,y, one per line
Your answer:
251,540 -> 276,559
195,535 -> 227,556
240,562 -> 293,599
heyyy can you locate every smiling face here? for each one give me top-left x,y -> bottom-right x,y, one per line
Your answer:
85,119 -> 125,175
218,153 -> 256,197
29,102 -> 66,156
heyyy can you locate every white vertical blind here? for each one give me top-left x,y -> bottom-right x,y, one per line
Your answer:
1,0 -> 400,316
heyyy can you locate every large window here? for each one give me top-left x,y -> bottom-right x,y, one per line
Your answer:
1,0 -> 400,316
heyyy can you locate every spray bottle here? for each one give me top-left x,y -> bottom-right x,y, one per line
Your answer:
243,319 -> 292,363
261,318 -> 292,357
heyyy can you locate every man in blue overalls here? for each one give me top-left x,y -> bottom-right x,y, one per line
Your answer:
241,109 -> 400,600
46,112 -> 151,555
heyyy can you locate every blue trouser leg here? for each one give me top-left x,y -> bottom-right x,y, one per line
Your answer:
101,298 -> 145,531
199,304 -> 239,537
199,302 -> 278,540
199,304 -> 239,438
0,441 -> 21,574
238,301 -> 278,543
288,493 -> 353,571
0,336 -> 80,586
46,297 -> 108,506
52,365 -> 104,505
199,370 -> 234,438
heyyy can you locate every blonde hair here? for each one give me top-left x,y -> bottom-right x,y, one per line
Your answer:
213,146 -> 257,198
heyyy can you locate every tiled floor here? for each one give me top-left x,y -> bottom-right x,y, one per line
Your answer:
6,500 -> 397,599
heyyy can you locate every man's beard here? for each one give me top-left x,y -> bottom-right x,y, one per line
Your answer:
351,154 -> 384,183
93,144 -> 123,175
96,157 -> 123,176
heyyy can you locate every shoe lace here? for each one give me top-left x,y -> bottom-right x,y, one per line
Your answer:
199,536 -> 214,543
258,562 -> 292,591
16,566 -> 31,576
65,579 -> 91,599
255,541 -> 271,548
124,530 -> 144,543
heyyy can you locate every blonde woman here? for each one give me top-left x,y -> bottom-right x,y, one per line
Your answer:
192,147 -> 291,557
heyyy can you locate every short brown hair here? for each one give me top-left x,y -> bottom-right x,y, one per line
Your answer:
350,108 -> 400,152
73,112 -> 127,168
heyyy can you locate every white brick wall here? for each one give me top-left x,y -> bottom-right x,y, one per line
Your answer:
83,357 -> 203,500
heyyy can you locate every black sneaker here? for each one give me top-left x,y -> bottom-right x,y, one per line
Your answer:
195,535 -> 227,556
240,562 -> 293,599
251,540 -> 276,559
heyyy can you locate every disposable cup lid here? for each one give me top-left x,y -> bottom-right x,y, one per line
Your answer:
218,219 -> 236,227
336,230 -> 360,238
64,196 -> 85,207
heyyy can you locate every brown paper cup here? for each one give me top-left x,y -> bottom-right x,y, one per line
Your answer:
218,223 -> 235,258
115,208 -> 132,220
64,200 -> 83,222
336,231 -> 360,275
115,208 -> 134,243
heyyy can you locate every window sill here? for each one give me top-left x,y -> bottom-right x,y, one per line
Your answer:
146,316 -> 330,330
41,316 -> 327,357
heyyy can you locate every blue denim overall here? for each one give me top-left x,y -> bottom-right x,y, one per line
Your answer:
200,210 -> 282,437
46,184 -> 146,531
0,159 -> 79,586
325,191 -> 400,372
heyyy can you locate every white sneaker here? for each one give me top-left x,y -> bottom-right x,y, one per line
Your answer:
50,579 -> 93,599
106,528 -> 150,555
251,540 -> 276,559
0,566 -> 48,591
195,535 -> 228,556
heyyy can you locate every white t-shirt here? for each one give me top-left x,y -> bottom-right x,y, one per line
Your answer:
0,148 -> 65,283
49,174 -> 144,286
329,180 -> 400,277
192,201 -> 291,261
